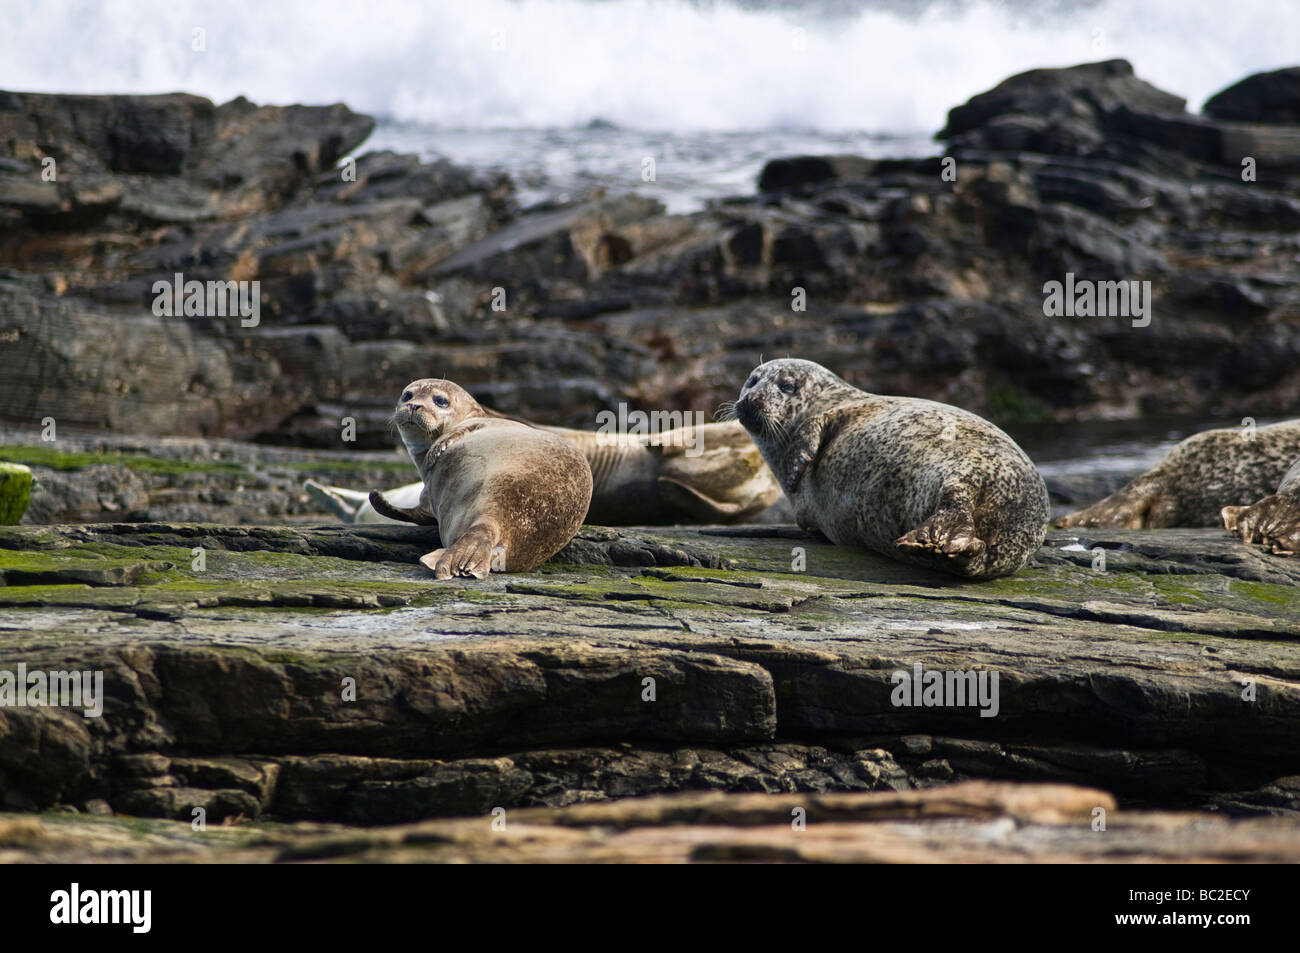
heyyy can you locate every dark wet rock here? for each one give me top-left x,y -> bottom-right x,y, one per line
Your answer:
1204,67 -> 1300,124
6,65 -> 1300,444
0,517 -> 1298,830
0,92 -> 373,217
757,155 -> 876,193
941,59 -> 1187,140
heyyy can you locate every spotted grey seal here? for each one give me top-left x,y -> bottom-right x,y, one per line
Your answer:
1057,419 -> 1300,532
373,379 -> 592,578
730,359 -> 1049,579
307,418 -> 779,526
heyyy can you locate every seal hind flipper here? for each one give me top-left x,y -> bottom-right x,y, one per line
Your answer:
304,479 -> 367,522
368,490 -> 437,525
656,476 -> 745,521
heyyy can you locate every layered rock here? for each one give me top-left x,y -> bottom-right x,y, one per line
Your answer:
1,518 -> 1297,834
8,781 -> 1300,863
5,61 -> 1300,451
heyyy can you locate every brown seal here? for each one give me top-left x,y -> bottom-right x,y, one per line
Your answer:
730,359 -> 1049,579
1057,420 -> 1300,531
371,379 -> 592,578
307,419 -> 779,526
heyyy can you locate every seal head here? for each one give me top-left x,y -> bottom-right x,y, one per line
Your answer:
735,359 -> 859,494
391,379 -> 486,467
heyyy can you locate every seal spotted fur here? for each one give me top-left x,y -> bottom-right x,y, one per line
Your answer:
1058,420 -> 1300,532
731,359 -> 1049,579
374,379 -> 592,578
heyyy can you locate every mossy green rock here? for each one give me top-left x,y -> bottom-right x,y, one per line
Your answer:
0,463 -> 31,524
1,519 -> 1299,847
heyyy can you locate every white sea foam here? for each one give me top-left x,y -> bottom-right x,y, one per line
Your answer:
1,0 -> 1295,134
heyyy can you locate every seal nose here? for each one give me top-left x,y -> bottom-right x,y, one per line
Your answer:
735,393 -> 760,428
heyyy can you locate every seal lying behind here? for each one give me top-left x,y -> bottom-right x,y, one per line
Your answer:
375,378 -> 592,578
307,418 -> 778,526
730,359 -> 1049,579
1057,420 -> 1300,531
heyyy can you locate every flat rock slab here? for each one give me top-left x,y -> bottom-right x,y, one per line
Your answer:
1,520 -> 1298,857
5,781 -> 1300,863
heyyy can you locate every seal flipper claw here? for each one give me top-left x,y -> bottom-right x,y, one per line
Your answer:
423,523 -> 498,578
1223,491 -> 1300,556
895,512 -> 987,569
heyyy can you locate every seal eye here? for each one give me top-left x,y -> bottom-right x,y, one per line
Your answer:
745,375 -> 759,389
433,395 -> 451,409
778,379 -> 797,395
400,390 -> 413,403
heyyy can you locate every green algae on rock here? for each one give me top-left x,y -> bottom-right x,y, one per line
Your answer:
0,464 -> 31,524
1,519 -> 1299,837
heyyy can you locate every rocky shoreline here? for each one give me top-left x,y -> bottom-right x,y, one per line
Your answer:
4,60 -> 1300,448
2,519 -> 1298,843
4,60 -> 1300,863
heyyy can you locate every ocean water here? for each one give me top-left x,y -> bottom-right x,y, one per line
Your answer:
3,0 -> 1298,210
368,121 -> 935,211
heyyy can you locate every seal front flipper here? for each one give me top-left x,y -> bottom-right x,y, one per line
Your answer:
430,421 -> 487,464
894,486 -> 989,572
779,408 -> 855,493
895,513 -> 988,568
368,490 -> 437,526
420,522 -> 501,578
1056,482 -> 1172,529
